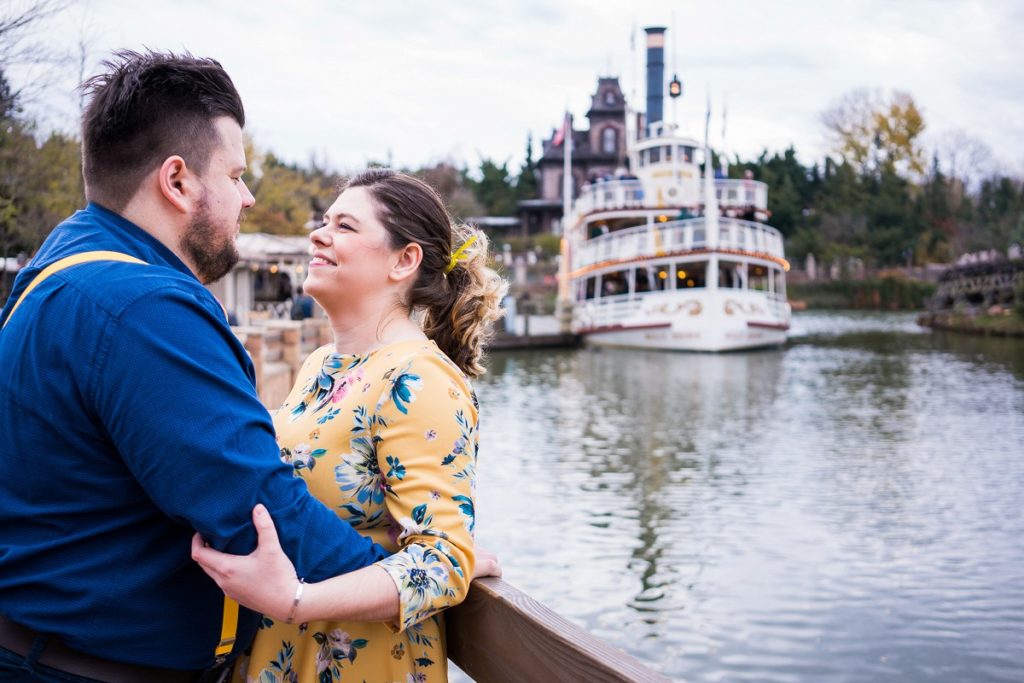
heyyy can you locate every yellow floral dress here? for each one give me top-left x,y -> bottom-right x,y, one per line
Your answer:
234,339 -> 478,683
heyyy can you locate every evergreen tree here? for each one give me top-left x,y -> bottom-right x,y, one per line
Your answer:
514,132 -> 538,201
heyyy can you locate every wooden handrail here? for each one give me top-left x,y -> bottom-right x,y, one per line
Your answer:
446,578 -> 671,683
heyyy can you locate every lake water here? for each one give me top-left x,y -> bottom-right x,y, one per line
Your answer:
467,312 -> 1024,682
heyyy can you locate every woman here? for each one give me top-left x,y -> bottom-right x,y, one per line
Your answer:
195,169 -> 506,682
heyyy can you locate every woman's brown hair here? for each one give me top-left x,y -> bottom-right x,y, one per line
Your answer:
345,169 -> 507,378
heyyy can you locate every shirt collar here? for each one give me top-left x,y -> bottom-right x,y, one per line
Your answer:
86,202 -> 196,279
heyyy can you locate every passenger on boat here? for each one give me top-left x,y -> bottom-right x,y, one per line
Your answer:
194,169 -> 506,683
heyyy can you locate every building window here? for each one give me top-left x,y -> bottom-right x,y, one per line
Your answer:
602,127 -> 616,154
604,90 -> 616,105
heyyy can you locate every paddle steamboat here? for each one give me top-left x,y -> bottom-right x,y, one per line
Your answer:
559,27 -> 790,351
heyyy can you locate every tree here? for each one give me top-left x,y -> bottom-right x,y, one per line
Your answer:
1,1 -> 74,106
822,88 -> 926,177
464,158 -> 518,216
514,132 -> 538,201
414,161 -> 483,220
244,151 -> 338,235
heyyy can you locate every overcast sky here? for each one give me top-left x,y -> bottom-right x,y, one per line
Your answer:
12,0 -> 1024,176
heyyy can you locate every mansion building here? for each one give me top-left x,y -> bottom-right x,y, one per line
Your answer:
517,77 -> 628,235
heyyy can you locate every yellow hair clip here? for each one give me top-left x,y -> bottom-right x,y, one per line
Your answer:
444,234 -> 478,274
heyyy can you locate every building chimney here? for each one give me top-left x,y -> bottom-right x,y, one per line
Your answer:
644,26 -> 666,134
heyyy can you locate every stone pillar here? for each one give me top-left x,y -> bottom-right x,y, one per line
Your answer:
234,326 -> 265,390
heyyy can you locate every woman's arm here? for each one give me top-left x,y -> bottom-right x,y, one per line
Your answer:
192,504 -> 499,623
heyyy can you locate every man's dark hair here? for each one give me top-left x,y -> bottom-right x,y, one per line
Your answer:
80,50 -> 245,211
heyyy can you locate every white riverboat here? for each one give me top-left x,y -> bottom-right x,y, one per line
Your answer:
559,28 -> 790,352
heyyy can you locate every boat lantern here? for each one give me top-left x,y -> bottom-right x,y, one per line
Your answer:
669,75 -> 682,99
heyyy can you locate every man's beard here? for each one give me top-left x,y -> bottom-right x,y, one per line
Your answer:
181,194 -> 240,284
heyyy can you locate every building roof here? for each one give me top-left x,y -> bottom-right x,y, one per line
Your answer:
236,233 -> 310,261
587,77 -> 625,117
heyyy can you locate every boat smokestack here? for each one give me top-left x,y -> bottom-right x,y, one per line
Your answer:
644,26 -> 666,133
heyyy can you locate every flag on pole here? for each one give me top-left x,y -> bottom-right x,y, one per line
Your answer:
553,112 -> 570,147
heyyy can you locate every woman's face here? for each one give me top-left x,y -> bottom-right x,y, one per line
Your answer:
304,187 -> 400,311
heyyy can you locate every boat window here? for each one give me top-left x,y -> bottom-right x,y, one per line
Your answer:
584,276 -> 597,300
676,262 -> 706,289
718,260 -> 745,289
749,264 -> 769,291
771,267 -> 785,297
601,270 -> 628,297
649,146 -> 661,163
634,266 -> 652,294
680,146 -> 694,163
654,265 -> 671,291
691,226 -> 705,246
663,145 -> 672,161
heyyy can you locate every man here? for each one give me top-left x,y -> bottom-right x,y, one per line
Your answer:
0,51 -> 391,682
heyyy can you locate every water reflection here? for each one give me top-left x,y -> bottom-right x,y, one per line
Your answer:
474,314 -> 1024,682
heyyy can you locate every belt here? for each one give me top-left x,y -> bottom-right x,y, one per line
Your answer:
0,613 -> 217,683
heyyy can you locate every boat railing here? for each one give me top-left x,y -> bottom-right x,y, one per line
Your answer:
575,217 -> 786,271
447,577 -> 671,682
574,178 -> 768,215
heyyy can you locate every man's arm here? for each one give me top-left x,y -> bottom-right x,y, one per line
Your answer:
92,286 -> 387,580
192,504 -> 501,623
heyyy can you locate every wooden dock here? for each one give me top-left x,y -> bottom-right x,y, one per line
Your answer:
488,332 -> 581,350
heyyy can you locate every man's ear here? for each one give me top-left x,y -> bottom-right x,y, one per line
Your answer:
157,156 -> 200,213
390,242 -> 423,283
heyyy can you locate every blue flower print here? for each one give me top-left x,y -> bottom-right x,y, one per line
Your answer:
378,362 -> 423,415
386,455 -> 406,480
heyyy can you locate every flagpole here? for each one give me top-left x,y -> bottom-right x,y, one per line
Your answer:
557,112 -> 573,329
703,92 -> 719,250
561,112 -> 572,235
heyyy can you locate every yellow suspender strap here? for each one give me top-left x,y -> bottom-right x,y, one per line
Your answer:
0,248 -> 241,660
1,251 -> 146,330
215,595 -> 239,658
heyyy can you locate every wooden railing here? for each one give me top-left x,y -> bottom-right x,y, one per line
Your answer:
447,578 -> 671,682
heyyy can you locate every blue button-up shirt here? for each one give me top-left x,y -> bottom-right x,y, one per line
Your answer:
0,204 -> 387,670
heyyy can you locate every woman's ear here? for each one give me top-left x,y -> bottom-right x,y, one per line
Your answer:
157,155 -> 200,213
390,243 -> 423,283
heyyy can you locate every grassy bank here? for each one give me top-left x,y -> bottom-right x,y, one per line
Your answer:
917,310 -> 1024,338
788,277 -> 936,310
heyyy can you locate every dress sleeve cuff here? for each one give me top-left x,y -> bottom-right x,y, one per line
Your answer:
376,544 -> 455,633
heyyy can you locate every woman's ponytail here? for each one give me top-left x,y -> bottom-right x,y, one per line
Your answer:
423,225 -> 507,378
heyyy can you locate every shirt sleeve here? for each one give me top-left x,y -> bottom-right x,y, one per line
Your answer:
91,286 -> 388,580
371,351 -> 478,632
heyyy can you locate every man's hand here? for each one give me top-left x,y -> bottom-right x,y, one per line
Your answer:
473,547 -> 501,579
191,504 -> 299,622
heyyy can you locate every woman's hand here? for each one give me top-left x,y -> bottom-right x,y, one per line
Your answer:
191,504 -> 299,622
473,546 -> 501,579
